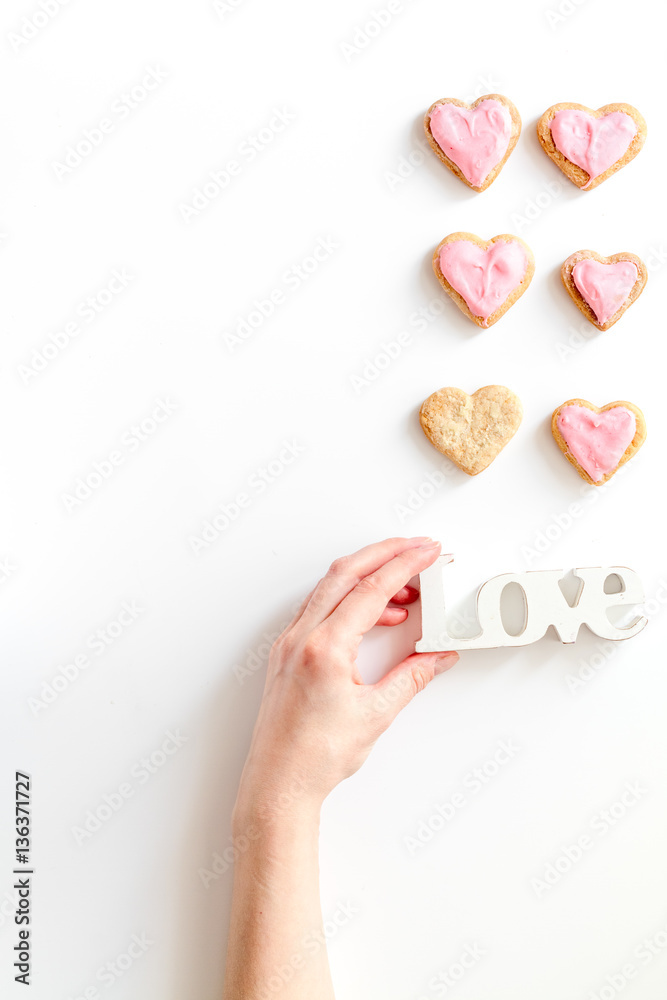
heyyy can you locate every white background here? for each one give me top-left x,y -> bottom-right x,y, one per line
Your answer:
2,0 -> 666,997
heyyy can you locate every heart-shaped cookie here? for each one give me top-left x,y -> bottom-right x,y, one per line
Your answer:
433,232 -> 535,328
552,399 -> 646,485
537,103 -> 646,190
420,385 -> 523,476
561,251 -> 647,330
424,94 -> 521,191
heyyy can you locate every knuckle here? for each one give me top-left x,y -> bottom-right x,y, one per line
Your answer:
409,663 -> 434,695
356,573 -> 382,596
306,586 -> 326,612
274,630 -> 296,658
300,632 -> 326,666
328,555 -> 350,578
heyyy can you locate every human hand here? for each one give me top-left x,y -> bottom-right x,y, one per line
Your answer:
235,537 -> 459,818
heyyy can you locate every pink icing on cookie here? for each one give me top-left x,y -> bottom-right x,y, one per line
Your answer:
428,100 -> 512,188
550,110 -> 637,189
572,258 -> 638,325
557,405 -> 636,482
438,239 -> 528,325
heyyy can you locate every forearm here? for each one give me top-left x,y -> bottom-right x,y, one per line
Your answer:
222,777 -> 335,1000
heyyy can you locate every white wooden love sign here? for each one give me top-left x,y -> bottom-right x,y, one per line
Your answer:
416,556 -> 647,651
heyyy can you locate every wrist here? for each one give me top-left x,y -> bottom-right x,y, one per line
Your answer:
232,761 -> 324,838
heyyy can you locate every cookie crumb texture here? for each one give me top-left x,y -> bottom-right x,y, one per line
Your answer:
420,385 -> 523,476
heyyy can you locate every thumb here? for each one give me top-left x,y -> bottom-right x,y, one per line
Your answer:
368,650 -> 459,726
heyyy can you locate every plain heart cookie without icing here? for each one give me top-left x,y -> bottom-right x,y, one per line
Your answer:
433,232 -> 535,328
537,103 -> 646,191
552,399 -> 647,486
561,250 -> 647,330
420,385 -> 523,476
424,93 -> 522,192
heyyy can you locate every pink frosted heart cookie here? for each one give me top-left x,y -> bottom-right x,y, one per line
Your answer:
537,102 -> 646,190
433,232 -> 535,328
424,94 -> 521,191
552,399 -> 646,486
561,250 -> 647,330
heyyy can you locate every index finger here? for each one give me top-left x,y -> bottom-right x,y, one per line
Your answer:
323,540 -> 443,641
295,536 -> 433,631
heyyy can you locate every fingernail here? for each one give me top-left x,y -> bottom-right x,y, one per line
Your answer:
434,651 -> 459,673
407,536 -> 433,547
417,539 -> 441,550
